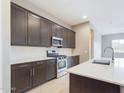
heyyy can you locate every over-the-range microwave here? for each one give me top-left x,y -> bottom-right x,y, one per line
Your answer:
52,37 -> 63,47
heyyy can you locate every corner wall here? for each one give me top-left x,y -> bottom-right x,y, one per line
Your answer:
72,23 -> 91,63
0,0 -> 10,93
93,29 -> 102,59
72,22 -> 102,63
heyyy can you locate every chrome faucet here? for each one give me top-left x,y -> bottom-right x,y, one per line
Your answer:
104,47 -> 114,63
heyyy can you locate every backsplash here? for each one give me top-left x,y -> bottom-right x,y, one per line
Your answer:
10,46 -> 73,64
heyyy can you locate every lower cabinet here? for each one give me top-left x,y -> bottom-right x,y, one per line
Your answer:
11,59 -> 57,93
32,61 -> 47,87
11,63 -> 32,93
46,59 -> 57,80
67,55 -> 79,68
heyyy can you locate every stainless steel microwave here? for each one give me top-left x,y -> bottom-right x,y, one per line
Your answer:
52,37 -> 63,47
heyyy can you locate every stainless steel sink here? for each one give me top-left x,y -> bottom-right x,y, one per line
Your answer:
92,59 -> 110,65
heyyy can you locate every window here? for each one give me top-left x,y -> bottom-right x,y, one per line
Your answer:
112,39 -> 124,53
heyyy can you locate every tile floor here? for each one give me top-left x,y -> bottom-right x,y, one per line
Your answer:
27,74 -> 69,93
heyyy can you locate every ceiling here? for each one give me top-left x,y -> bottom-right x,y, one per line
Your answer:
27,0 -> 124,35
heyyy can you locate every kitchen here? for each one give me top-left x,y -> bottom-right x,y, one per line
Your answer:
0,0 -> 124,93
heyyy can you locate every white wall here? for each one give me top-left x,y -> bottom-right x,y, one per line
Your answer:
0,0 -> 10,93
72,23 -> 91,63
93,30 -> 101,59
0,0 -> 2,91
11,46 -> 72,64
72,22 -> 102,63
10,0 -> 73,64
91,24 -> 102,59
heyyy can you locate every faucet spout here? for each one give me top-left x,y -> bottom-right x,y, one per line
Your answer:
104,47 -> 114,63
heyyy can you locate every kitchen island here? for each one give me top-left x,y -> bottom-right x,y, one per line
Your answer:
67,59 -> 124,93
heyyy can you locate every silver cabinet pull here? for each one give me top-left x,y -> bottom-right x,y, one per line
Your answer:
36,62 -> 44,65
11,87 -> 16,91
13,87 -> 16,91
18,64 -> 29,68
33,68 -> 35,77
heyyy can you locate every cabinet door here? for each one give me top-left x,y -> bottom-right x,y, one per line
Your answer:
11,64 -> 32,93
46,59 -> 57,80
11,4 -> 27,45
71,31 -> 75,48
74,56 -> 79,65
41,18 -> 52,47
67,56 -> 79,68
71,56 -> 79,67
67,30 -> 75,48
52,23 -> 62,38
61,28 -> 68,48
67,30 -> 72,48
33,61 -> 47,87
67,56 -> 73,68
27,13 -> 41,46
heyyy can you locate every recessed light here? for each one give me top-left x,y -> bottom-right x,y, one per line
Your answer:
83,16 -> 87,19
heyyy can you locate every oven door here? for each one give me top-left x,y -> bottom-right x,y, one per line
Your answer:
57,60 -> 67,72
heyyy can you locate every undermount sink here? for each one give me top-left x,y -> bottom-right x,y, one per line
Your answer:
92,59 -> 110,65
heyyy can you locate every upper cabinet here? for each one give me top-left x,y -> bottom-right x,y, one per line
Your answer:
52,23 -> 63,38
11,4 -> 28,45
63,29 -> 75,48
11,3 -> 75,48
27,13 -> 41,46
61,28 -> 68,48
69,30 -> 76,48
40,18 -> 52,47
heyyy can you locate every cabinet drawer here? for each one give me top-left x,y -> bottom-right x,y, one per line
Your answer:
11,63 -> 33,71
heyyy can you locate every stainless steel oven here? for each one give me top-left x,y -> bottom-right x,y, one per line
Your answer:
57,56 -> 67,78
52,37 -> 63,47
47,49 -> 67,78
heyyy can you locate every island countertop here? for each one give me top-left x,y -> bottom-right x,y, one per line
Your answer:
67,59 -> 124,86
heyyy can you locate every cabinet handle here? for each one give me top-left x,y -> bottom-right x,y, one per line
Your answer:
18,64 -> 29,68
33,68 -> 35,77
13,87 -> 16,91
11,87 -> 16,91
36,62 -> 44,65
11,88 -> 13,91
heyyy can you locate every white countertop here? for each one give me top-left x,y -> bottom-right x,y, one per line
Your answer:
67,58 -> 124,86
10,57 -> 55,64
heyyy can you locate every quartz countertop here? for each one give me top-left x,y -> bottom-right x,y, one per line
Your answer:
67,58 -> 124,86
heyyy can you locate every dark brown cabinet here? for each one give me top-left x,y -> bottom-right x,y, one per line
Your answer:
67,30 -> 75,48
11,3 -> 75,48
41,18 -> 52,47
11,63 -> 32,93
70,74 -> 120,93
67,55 -> 79,68
46,59 -> 57,80
70,31 -> 75,48
52,23 -> 63,38
33,61 -> 47,87
11,59 -> 57,93
27,13 -> 41,46
61,28 -> 68,48
11,4 -> 27,45
67,30 -> 72,48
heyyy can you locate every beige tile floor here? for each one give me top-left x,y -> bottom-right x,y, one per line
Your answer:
26,74 -> 69,93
